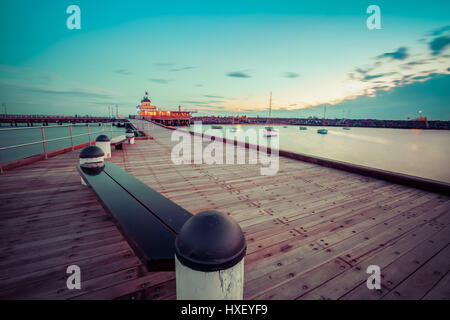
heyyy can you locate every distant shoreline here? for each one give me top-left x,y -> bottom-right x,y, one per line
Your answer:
191,117 -> 450,130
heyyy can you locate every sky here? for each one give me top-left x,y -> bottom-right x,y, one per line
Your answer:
0,0 -> 449,120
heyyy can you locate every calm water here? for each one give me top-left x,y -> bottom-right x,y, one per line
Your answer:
188,124 -> 450,183
0,123 -> 126,164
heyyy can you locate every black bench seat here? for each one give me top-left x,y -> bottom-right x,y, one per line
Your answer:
77,162 -> 193,271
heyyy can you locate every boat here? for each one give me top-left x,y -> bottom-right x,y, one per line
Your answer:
299,126 -> 307,130
263,92 -> 278,137
342,127 -> 350,130
317,106 -> 328,134
211,125 -> 223,129
228,128 -> 237,133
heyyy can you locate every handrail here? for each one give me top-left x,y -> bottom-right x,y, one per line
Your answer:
0,123 -> 106,173
0,130 -> 104,151
0,123 -> 97,132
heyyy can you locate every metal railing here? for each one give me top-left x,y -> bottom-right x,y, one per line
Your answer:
130,119 -> 151,133
0,122 -> 116,173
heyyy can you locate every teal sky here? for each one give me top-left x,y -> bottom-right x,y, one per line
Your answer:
0,0 -> 449,119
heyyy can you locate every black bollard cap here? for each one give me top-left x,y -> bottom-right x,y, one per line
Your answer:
79,145 -> 105,159
175,211 -> 246,272
96,134 -> 110,142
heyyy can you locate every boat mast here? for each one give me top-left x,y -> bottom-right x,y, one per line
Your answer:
268,92 -> 272,125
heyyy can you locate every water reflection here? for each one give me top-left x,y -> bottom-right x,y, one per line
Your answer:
188,124 -> 450,183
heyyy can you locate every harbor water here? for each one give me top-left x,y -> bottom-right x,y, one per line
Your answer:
0,123 -> 127,164
188,124 -> 450,183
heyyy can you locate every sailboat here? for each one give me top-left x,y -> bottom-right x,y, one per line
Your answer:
264,92 -> 278,137
317,106 -> 328,134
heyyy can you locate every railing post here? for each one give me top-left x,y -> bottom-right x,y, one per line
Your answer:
41,126 -> 48,159
175,211 -> 246,300
110,122 -> 113,139
88,123 -> 91,144
69,125 -> 74,150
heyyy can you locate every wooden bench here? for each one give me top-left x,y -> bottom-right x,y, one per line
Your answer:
110,135 -> 128,150
77,162 -> 193,271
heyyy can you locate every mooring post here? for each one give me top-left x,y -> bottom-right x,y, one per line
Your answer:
87,123 -> 91,144
95,134 -> 111,159
126,129 -> 135,145
69,125 -> 74,150
41,127 -> 47,159
79,145 -> 105,185
175,210 -> 246,300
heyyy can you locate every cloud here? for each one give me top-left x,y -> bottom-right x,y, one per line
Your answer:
412,75 -> 431,80
429,36 -> 450,55
181,100 -> 210,105
355,68 -> 368,74
362,74 -> 385,81
226,71 -> 251,78
114,69 -> 132,75
362,72 -> 396,82
150,78 -> 173,84
203,94 -> 225,98
28,88 -> 113,99
169,66 -> 196,72
283,72 -> 300,78
377,47 -> 409,60
430,25 -> 450,36
406,61 -> 425,66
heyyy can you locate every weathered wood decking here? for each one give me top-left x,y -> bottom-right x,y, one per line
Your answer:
0,122 -> 449,300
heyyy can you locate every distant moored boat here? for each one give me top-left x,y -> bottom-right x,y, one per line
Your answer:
317,106 -> 328,135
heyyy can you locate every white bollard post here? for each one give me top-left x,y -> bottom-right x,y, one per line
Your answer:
95,134 -> 111,159
175,211 -> 246,300
79,146 -> 105,185
126,129 -> 135,145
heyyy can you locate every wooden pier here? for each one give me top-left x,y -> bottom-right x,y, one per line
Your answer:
0,122 -> 448,299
